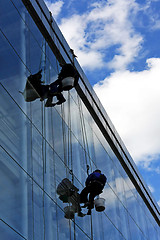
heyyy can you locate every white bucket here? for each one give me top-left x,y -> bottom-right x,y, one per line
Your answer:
61,77 -> 75,91
64,206 -> 75,219
94,198 -> 105,212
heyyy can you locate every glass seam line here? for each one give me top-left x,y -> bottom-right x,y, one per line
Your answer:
0,27 -> 30,73
0,218 -> 28,240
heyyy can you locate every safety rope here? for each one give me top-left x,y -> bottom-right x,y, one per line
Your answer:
42,100 -> 46,240
68,92 -> 73,177
41,40 -> 47,240
67,91 -> 75,240
77,95 -> 94,240
51,18 -> 76,238
30,102 -> 35,240
26,22 -> 35,240
61,104 -> 68,177
77,95 -> 92,173
51,107 -> 60,240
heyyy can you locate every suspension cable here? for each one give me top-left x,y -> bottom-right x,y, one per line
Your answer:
30,102 -> 35,240
41,40 -> 47,240
77,95 -> 92,173
77,95 -> 94,239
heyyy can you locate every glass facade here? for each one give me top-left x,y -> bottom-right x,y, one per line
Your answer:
0,0 -> 159,239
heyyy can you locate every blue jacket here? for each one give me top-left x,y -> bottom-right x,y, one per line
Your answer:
85,172 -> 106,186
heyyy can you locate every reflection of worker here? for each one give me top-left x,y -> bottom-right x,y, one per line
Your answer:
80,170 -> 106,215
57,63 -> 79,90
21,64 -> 79,107
45,63 -> 79,107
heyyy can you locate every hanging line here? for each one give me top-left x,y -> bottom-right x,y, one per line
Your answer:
47,29 -> 60,239
28,25 -> 34,220
67,90 -> 77,240
41,102 -> 46,240
41,40 -> 47,240
90,216 -> 93,240
27,19 -> 35,240
48,20 -> 59,238
39,38 -> 45,71
51,108 -> 60,240
68,92 -> 73,182
77,95 -> 92,173
67,91 -> 74,240
77,95 -> 88,171
61,103 -> 68,177
30,102 -> 35,240
77,95 -> 94,240
43,40 -> 47,173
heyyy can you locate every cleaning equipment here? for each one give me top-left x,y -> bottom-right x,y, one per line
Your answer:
57,178 -> 85,219
64,206 -> 76,219
94,198 -> 105,212
61,77 -> 75,91
58,63 -> 79,91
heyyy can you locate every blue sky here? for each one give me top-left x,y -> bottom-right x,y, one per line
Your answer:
45,0 -> 160,207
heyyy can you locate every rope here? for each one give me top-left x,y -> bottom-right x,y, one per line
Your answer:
51,107 -> 59,240
90,215 -> 93,240
39,38 -> 45,71
67,91 -> 75,240
26,19 -> 35,240
100,213 -> 104,240
77,95 -> 92,173
68,92 -> 73,180
61,104 -> 68,177
30,102 -> 35,240
77,95 -> 94,240
41,40 -> 47,240
41,102 -> 46,240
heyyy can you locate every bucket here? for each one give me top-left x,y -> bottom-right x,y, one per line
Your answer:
94,198 -> 105,212
64,206 -> 75,219
61,77 -> 75,91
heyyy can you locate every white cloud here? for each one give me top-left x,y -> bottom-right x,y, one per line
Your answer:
94,58 -> 160,164
152,20 -> 160,30
58,0 -> 143,70
45,1 -> 160,169
139,160 -> 160,174
45,0 -> 64,20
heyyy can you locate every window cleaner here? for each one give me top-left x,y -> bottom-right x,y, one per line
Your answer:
20,64 -> 79,107
56,178 -> 85,219
80,169 -> 107,215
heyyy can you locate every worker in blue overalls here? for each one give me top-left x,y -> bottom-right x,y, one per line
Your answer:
80,169 -> 106,215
